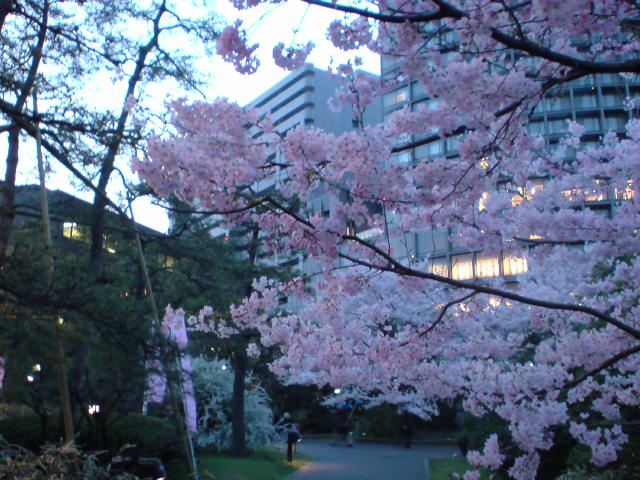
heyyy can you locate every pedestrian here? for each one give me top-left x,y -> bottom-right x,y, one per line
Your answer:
337,401 -> 355,446
278,412 -> 302,461
400,409 -> 413,449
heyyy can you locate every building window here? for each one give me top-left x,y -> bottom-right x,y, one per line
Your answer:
445,135 -> 461,153
411,81 -> 426,99
511,182 -> 545,207
451,253 -> 473,280
545,95 -> 571,112
160,254 -> 178,270
383,87 -> 408,108
503,253 -> 528,276
428,256 -> 449,277
391,151 -> 411,163
478,192 -> 489,211
63,222 -> 89,243
476,252 -> 500,278
577,115 -> 601,132
573,94 -> 598,109
413,97 -> 440,111
528,121 -> 545,135
616,180 -> 635,200
604,113 -> 627,131
103,235 -> 117,253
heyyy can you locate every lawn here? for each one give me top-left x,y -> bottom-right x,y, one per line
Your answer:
429,457 -> 492,480
166,447 -> 311,480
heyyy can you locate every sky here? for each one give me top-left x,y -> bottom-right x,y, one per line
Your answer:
1,0 -> 380,233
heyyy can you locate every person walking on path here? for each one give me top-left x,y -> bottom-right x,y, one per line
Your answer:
277,412 -> 302,461
400,409 -> 414,449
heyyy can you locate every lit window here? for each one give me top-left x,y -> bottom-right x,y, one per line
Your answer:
63,222 -> 89,243
475,252 -> 500,278
451,253 -> 473,280
479,192 -> 489,211
63,222 -> 76,239
383,87 -> 408,108
429,257 -> 449,277
511,183 -> 544,207
512,193 -> 524,207
103,235 -> 117,253
503,253 -> 528,276
160,255 -> 177,269
616,180 -> 635,200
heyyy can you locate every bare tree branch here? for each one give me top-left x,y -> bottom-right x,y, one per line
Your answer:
338,235 -> 640,341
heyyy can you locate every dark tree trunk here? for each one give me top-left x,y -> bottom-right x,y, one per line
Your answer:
228,224 -> 260,456
0,0 -> 47,260
0,128 -> 21,260
231,346 -> 248,456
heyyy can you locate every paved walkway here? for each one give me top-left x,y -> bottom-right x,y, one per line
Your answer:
285,439 -> 459,480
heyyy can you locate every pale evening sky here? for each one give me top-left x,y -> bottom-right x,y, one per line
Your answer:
1,0 -> 380,232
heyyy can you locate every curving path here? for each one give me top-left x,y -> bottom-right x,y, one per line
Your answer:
285,439 -> 459,480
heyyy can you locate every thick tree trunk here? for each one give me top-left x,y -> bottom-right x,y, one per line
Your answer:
229,225 -> 261,456
0,128 -> 21,260
0,1 -> 47,260
231,347 -> 248,456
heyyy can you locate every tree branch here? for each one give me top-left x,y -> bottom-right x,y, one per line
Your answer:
417,291 -> 477,339
339,236 -> 640,341
564,344 -> 640,391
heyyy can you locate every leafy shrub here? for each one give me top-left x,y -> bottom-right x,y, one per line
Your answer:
192,356 -> 275,451
557,466 -> 635,480
353,404 -> 402,439
0,414 -> 60,450
108,414 -> 177,457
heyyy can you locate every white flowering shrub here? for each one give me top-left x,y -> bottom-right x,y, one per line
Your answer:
191,356 -> 275,451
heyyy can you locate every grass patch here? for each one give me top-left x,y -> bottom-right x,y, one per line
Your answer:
429,457 -> 492,480
166,447 -> 311,480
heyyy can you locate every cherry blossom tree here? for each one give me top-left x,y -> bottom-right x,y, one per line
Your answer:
134,1 -> 640,477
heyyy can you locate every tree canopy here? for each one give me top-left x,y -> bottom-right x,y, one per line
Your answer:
138,1 -> 638,478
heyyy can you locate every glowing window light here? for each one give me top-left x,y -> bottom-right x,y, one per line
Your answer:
476,253 -> 500,278
503,254 -> 528,276
451,254 -> 473,280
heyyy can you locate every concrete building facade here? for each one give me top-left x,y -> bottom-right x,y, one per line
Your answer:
378,52 -> 639,282
213,64 -> 381,285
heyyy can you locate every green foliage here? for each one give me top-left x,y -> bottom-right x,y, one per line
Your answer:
353,404 -> 402,439
429,457 -> 492,480
107,414 -> 178,457
562,422 -> 640,480
557,464 -> 640,480
0,414 -> 60,451
166,448 -> 311,480
352,404 -> 430,440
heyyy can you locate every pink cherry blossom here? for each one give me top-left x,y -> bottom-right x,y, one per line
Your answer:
136,1 -> 640,476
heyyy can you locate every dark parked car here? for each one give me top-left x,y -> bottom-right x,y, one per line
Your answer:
111,456 -> 167,480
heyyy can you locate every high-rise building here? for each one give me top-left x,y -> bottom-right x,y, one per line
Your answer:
378,55 -> 638,281
210,64 -> 381,290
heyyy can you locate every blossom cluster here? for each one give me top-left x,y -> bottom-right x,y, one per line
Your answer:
135,1 -> 640,477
